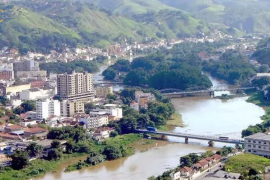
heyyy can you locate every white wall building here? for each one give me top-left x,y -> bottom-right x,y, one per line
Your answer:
36,99 -> 61,120
20,88 -> 56,100
79,115 -> 109,129
245,133 -> 270,156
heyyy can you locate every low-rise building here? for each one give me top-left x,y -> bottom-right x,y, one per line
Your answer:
244,133 -> 270,156
20,119 -> 37,127
20,88 -> 56,100
180,166 -> 193,177
24,127 -> 47,139
61,100 -> 85,117
95,86 -> 113,97
130,101 -> 139,111
16,70 -> 47,81
79,114 -> 109,129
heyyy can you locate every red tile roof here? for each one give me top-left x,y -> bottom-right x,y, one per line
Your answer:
198,159 -> 209,166
180,166 -> 193,172
193,163 -> 202,168
0,132 -> 21,140
24,127 -> 47,134
5,124 -> 24,130
211,154 -> 222,160
205,157 -> 213,161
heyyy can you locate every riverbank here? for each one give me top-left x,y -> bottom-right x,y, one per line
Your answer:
246,92 -> 270,121
64,134 -> 142,172
0,134 -> 142,180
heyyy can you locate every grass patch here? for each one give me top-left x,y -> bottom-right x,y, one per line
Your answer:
225,154 -> 270,174
166,112 -> 184,127
0,153 -> 86,180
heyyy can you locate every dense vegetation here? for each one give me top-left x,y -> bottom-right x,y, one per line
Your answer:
252,37 -> 270,65
203,50 -> 256,84
104,53 -> 212,90
40,60 -> 99,74
65,134 -> 141,171
0,124 -> 142,180
242,92 -> 270,137
108,89 -> 174,134
225,154 -> 270,180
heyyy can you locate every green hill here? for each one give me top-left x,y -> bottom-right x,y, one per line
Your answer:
1,0 -> 208,53
84,0 -> 176,16
160,0 -> 270,34
0,4 -> 80,54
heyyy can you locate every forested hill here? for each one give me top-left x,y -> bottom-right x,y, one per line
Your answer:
252,37 -> 270,65
0,0 -> 209,54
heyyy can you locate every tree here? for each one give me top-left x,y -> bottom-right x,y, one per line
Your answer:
21,100 -> 36,112
8,150 -> 29,170
26,142 -> 44,157
180,156 -> 193,167
51,140 -> 61,149
110,131 -> 118,137
252,77 -> 270,89
65,140 -> 75,154
85,152 -> 104,165
47,149 -> 62,161
103,144 -> 122,160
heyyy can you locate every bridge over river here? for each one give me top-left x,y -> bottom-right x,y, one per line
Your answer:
161,87 -> 255,98
135,130 -> 244,146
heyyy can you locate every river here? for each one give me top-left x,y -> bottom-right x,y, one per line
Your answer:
37,68 -> 265,180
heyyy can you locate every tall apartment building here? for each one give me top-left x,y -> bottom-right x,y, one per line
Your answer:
36,99 -> 61,120
57,71 -> 94,101
245,133 -> 270,157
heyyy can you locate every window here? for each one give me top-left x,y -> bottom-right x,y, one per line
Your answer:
253,141 -> 256,143
259,146 -> 261,148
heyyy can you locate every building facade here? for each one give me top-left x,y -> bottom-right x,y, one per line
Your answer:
36,99 -> 61,120
60,100 -> 84,117
57,71 -> 94,101
79,115 -> 109,129
13,60 -> 39,73
95,86 -> 113,97
245,133 -> 270,157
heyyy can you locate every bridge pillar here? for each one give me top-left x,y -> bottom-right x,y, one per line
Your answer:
208,140 -> 214,147
209,91 -> 214,98
161,135 -> 167,140
185,137 -> 188,144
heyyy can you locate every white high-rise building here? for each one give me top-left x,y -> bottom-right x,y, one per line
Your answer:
36,99 -> 61,120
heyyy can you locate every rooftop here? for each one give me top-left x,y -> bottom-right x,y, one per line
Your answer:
245,132 -> 270,141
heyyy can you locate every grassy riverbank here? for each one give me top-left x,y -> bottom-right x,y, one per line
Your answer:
0,153 -> 86,180
225,154 -> 270,176
0,134 -> 142,180
65,134 -> 142,172
247,92 -> 270,121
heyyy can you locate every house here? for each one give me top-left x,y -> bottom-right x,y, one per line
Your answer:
193,159 -> 209,170
24,127 -> 47,139
92,127 -> 115,140
180,166 -> 193,177
205,157 -> 214,165
4,124 -> 24,133
20,119 -> 37,127
0,132 -> 21,140
20,111 -> 37,120
170,171 -> 180,180
211,154 -> 222,163
202,170 -> 241,180
130,101 -> 139,111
